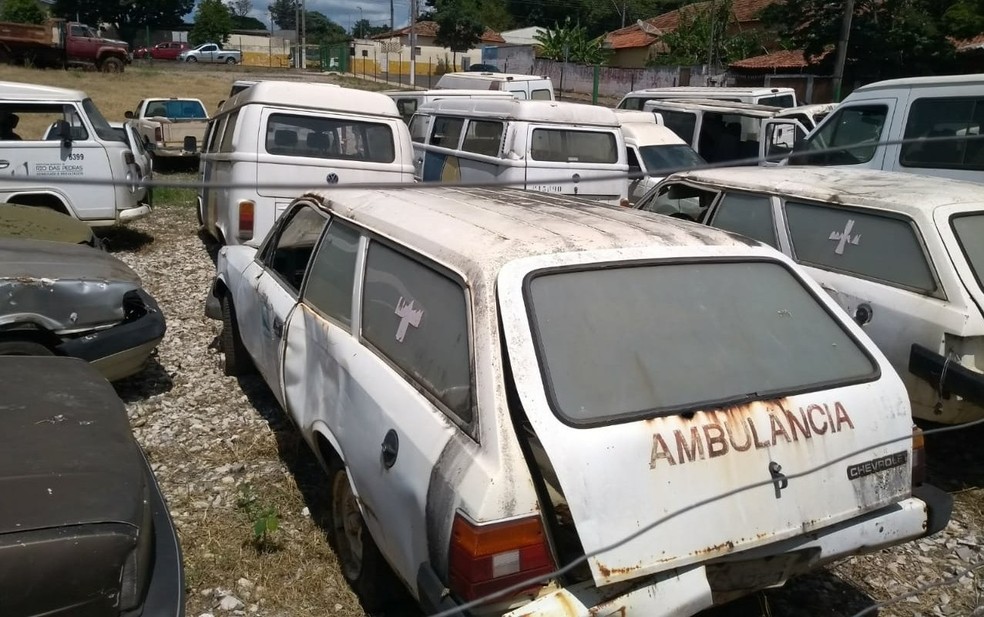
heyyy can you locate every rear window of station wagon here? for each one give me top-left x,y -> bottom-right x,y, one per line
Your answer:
952,213 -> 984,290
525,260 -> 877,425
265,113 -> 395,163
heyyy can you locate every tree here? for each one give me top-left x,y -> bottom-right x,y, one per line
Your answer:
433,0 -> 485,55
227,0 -> 252,17
944,0 -> 984,38
653,0 -> 762,66
304,11 -> 348,43
534,18 -> 610,64
0,0 -> 46,24
52,0 -> 194,43
760,0 -> 957,83
351,19 -> 390,38
189,0 -> 233,45
231,14 -> 267,30
268,0 -> 297,29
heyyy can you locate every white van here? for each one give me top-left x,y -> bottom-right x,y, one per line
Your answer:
618,86 -> 798,111
198,81 -> 415,245
382,89 -> 516,124
616,111 -> 704,203
409,98 -> 628,204
434,72 -> 555,100
0,81 -> 148,226
778,74 -> 984,183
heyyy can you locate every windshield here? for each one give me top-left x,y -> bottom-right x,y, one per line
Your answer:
525,260 -> 876,425
144,99 -> 207,120
81,98 -> 126,144
638,144 -> 705,175
952,214 -> 984,290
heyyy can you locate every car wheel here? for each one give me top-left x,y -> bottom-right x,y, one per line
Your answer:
327,463 -> 398,611
225,57 -> 236,64
100,57 -> 123,73
0,340 -> 54,356
220,296 -> 253,376
186,56 -> 197,63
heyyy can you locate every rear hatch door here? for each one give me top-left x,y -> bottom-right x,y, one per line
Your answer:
497,245 -> 915,587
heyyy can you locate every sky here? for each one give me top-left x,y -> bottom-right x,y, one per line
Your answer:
208,0 -> 416,31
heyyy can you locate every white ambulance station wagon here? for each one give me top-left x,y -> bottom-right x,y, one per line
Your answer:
198,81 -> 415,245
640,166 -> 984,424
206,186 -> 950,616
409,98 -> 628,204
0,81 -> 149,225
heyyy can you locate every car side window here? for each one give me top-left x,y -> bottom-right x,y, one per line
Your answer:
461,120 -> 503,157
206,116 -> 226,153
793,105 -> 887,165
710,192 -> 779,249
531,88 -> 552,100
362,242 -> 472,423
784,201 -> 939,296
430,116 -> 464,149
637,183 -> 717,221
900,97 -> 984,170
261,205 -> 328,295
303,221 -> 360,327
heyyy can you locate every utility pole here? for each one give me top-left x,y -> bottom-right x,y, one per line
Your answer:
390,0 -> 395,36
832,0 -> 856,102
409,0 -> 417,87
300,0 -> 307,70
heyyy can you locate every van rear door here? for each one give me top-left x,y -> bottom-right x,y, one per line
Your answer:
525,124 -> 627,205
497,246 -> 914,589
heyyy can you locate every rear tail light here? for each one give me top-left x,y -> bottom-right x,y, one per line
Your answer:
237,200 -> 255,240
912,425 -> 926,487
154,127 -> 163,143
448,512 -> 554,603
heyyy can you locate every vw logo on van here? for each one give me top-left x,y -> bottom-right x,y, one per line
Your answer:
326,173 -> 339,184
572,173 -> 581,184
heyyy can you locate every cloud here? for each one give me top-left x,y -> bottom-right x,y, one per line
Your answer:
199,0 -> 410,29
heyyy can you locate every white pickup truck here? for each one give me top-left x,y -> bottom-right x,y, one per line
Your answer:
178,43 -> 240,64
125,97 -> 209,163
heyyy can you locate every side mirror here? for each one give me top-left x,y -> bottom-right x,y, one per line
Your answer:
53,119 -> 72,147
124,110 -> 134,119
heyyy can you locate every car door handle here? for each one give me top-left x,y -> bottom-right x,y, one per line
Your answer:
273,316 -> 284,338
0,160 -> 9,169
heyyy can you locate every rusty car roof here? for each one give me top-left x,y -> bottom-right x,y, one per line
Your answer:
301,186 -> 762,275
660,167 -> 984,215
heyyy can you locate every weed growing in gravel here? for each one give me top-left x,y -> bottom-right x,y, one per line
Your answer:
236,483 -> 281,552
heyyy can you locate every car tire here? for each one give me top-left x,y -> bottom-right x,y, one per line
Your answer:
225,57 -> 236,64
220,296 -> 252,376
327,463 -> 399,612
0,340 -> 54,356
100,57 -> 123,73
186,56 -> 197,63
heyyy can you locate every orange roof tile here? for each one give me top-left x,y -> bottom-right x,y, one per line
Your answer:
373,21 -> 505,44
728,47 -> 830,70
605,0 -> 779,50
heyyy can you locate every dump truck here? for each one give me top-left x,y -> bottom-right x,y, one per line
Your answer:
0,19 -> 130,72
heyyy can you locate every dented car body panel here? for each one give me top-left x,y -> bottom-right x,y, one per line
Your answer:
209,186 -> 950,616
0,238 -> 165,380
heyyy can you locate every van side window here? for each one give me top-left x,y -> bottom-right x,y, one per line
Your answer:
510,90 -> 528,100
219,111 -> 238,153
709,192 -> 778,248
531,89 -> 552,100
531,129 -> 617,163
461,120 -> 503,156
303,221 -> 360,327
362,242 -> 472,423
759,94 -> 795,108
396,98 -> 417,123
265,113 -> 396,163
430,116 -> 464,148
408,114 -> 428,143
261,205 -> 328,295
793,105 -> 887,165
637,183 -> 717,221
900,97 -> 984,170
785,201 -> 939,296
660,110 -> 697,144
206,116 -> 226,153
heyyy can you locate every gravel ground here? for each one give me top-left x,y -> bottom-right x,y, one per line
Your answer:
105,195 -> 984,617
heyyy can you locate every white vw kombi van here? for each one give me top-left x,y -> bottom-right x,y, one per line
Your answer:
409,98 -> 628,204
198,81 -> 415,245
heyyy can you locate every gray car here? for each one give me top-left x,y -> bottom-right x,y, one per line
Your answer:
0,238 -> 166,380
